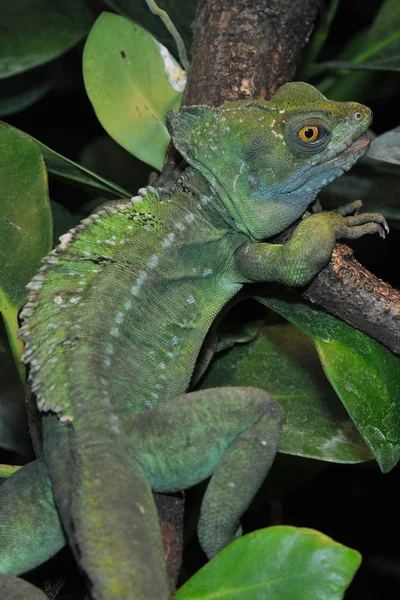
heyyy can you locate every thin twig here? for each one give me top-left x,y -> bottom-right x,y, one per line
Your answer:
144,0 -> 190,71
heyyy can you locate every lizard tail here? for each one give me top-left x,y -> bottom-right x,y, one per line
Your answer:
44,418 -> 169,600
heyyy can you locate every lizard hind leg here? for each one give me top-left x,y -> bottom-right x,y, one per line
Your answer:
131,387 -> 284,560
196,388 -> 284,558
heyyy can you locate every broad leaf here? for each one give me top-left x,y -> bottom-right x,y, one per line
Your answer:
51,201 -> 82,243
200,323 -> 371,464
39,140 -> 131,198
0,125 -> 52,372
320,161 -> 400,226
0,465 -> 22,479
0,0 -> 92,79
176,526 -> 361,600
83,13 -> 186,170
257,294 -> 400,473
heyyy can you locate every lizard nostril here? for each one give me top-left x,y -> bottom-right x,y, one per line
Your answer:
354,112 -> 362,120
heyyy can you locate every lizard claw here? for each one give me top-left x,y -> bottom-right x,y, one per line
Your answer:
379,223 -> 389,239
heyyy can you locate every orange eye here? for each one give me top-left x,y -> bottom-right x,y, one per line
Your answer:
298,126 -> 319,142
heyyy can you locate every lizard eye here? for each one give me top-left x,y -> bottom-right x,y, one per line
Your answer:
298,125 -> 319,142
286,118 -> 331,155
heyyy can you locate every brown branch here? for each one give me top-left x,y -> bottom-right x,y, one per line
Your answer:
184,0 -> 321,106
304,244 -> 400,354
155,492 -> 185,599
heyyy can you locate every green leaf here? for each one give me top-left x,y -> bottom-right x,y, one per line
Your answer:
0,122 -> 130,198
83,13 -> 185,170
320,160 -> 400,226
316,0 -> 400,99
200,323 -> 371,464
176,526 -> 361,600
312,48 -> 400,73
0,124 -> 52,372
361,0 -> 400,53
0,0 -> 93,79
0,465 -> 22,479
39,141 -> 131,198
256,294 -> 400,473
51,201 -> 82,243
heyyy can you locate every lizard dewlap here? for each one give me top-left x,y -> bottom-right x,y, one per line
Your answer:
0,82 -> 388,599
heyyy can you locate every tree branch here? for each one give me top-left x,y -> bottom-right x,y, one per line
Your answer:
184,0 -> 320,106
304,244 -> 400,354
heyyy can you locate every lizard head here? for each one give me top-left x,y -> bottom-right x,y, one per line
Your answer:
166,82 -> 372,239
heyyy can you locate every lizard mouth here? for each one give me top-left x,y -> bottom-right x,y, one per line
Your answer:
341,132 -> 370,157
330,132 -> 371,170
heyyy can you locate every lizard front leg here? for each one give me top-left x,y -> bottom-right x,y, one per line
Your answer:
235,202 -> 388,287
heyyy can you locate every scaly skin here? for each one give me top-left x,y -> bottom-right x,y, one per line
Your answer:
0,83 -> 388,599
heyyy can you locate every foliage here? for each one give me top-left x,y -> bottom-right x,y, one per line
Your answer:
0,0 -> 399,598
176,527 -> 361,600
83,13 -> 185,169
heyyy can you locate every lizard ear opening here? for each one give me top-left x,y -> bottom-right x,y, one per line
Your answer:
166,105 -> 217,162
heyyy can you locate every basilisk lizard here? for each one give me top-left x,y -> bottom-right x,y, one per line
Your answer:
0,83 -> 388,599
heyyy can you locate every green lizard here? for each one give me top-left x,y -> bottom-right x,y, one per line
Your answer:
0,82 -> 388,599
